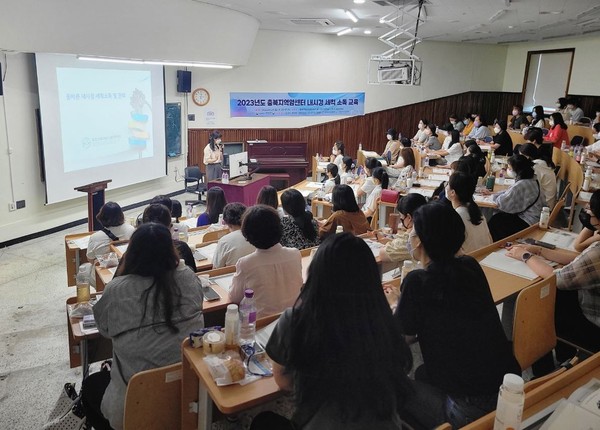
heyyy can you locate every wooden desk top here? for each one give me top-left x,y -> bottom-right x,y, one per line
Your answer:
209,173 -> 270,188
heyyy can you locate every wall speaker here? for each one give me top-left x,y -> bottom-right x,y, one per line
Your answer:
177,70 -> 191,93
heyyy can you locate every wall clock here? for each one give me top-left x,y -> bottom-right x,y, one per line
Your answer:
192,88 -> 210,106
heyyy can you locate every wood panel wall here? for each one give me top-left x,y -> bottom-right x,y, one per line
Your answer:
188,91 -> 523,171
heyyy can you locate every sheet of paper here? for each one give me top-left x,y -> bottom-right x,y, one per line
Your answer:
362,238 -> 383,258
305,182 -> 323,189
479,145 -> 492,151
432,168 -> 450,175
115,243 -> 129,254
108,267 -> 117,275
408,188 -> 434,198
579,191 -> 593,202
428,174 -> 449,181
540,399 -> 600,429
255,318 -> 280,349
417,179 -> 443,188
181,218 -> 198,228
479,249 -> 538,280
300,190 -> 312,198
474,194 -> 497,206
69,236 -> 90,250
502,178 -> 515,185
79,322 -> 99,336
210,273 -> 235,292
195,242 -> 218,260
540,230 -> 578,251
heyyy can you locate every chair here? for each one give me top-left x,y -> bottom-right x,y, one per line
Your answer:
123,362 -> 182,430
578,117 -> 592,125
184,166 -> 207,201
202,227 -> 230,243
564,157 -> 584,230
570,135 -> 587,147
512,275 -> 557,371
412,147 -> 422,171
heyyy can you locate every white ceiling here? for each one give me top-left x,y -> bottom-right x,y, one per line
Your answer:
198,0 -> 600,44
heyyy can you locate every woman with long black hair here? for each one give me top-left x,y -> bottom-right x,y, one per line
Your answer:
203,130 -> 223,181
280,189 -> 320,249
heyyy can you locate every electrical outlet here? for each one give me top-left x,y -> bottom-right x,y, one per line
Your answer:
8,202 -> 16,211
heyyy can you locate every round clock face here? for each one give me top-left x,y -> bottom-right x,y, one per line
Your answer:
192,88 -> 210,106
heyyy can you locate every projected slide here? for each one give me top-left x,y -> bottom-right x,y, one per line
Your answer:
57,68 -> 154,172
36,54 -> 166,204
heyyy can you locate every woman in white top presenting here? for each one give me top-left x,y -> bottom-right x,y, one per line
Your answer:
446,172 -> 492,253
203,130 -> 223,181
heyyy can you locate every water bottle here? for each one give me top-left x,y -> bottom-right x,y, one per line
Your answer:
358,143 -> 363,151
336,225 -> 344,234
239,289 -> 257,346
218,214 -> 224,225
580,148 -> 587,165
172,227 -> 179,240
221,171 -> 229,184
186,203 -> 193,218
424,154 -> 429,167
539,207 -> 550,229
583,170 -> 591,192
224,304 -> 239,349
400,260 -> 415,283
493,374 -> 524,430
561,140 -> 567,151
490,149 -> 496,164
76,263 -> 92,302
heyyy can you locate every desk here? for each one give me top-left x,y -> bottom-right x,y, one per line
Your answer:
461,352 -> 600,430
311,156 -> 328,181
65,232 -> 92,286
209,173 -> 271,206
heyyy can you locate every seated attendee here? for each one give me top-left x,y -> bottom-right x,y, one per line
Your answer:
567,98 -> 584,123
212,203 -> 255,268
382,128 -> 401,164
379,194 -> 427,265
330,140 -> 345,171
531,105 -> 546,128
587,123 -> 600,157
256,185 -> 284,218
467,115 -> 491,141
449,113 -> 464,132
555,97 -> 571,122
171,200 -> 183,223
519,143 -> 557,208
593,108 -> 600,126
466,143 -> 487,178
230,205 -> 303,318
150,194 -> 173,212
318,185 -> 370,238
362,167 -> 388,220
506,190 -> 600,366
261,233 -> 413,430
397,203 -> 520,429
355,157 -> 382,199
83,223 -> 203,430
520,126 -> 553,161
87,201 -> 135,261
488,154 -> 546,241
412,118 -> 429,144
508,104 -> 529,130
430,129 -> 463,165
196,186 -> 227,227
388,147 -> 416,180
280,189 -> 320,250
323,163 -> 340,193
423,123 -> 441,151
446,172 -> 492,253
142,204 -> 196,271
491,120 -> 513,156
546,112 -> 570,149
339,156 -> 356,184
461,113 -> 474,137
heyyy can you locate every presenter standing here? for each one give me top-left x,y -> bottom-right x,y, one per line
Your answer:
203,130 -> 223,181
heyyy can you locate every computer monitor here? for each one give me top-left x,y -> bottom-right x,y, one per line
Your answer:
222,142 -> 245,168
229,151 -> 248,179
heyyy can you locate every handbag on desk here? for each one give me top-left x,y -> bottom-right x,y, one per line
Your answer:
380,189 -> 400,204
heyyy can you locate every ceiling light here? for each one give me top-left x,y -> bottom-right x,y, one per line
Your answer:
353,0 -> 365,3
77,56 -> 233,69
337,28 -> 352,36
364,29 -> 372,34
489,9 -> 507,23
345,10 -> 358,23
508,25 -> 515,29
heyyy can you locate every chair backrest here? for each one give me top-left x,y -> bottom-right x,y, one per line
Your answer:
123,362 -> 182,430
565,157 -> 584,230
202,227 -> 230,243
412,147 -> 422,171
512,275 -> 557,370
570,135 -> 587,147
579,117 -> 591,125
185,165 -> 202,180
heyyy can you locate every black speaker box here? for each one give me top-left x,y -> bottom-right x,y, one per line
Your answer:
177,70 -> 191,93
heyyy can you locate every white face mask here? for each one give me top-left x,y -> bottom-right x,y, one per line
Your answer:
532,112 -> 537,118
463,119 -> 469,125
494,127 -> 501,134
418,122 -> 424,130
215,139 -> 222,144
594,133 -> 600,140
450,120 -> 456,125
549,120 -> 555,127
555,102 -> 561,108
387,134 -> 393,140
506,168 -> 515,178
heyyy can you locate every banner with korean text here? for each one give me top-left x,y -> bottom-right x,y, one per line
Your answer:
230,92 -> 365,117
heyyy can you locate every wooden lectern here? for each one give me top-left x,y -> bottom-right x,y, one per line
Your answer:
75,180 -> 112,231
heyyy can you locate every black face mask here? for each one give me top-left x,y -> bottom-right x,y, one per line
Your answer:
579,211 -> 597,231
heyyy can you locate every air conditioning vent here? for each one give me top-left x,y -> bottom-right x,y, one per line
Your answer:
286,18 -> 335,26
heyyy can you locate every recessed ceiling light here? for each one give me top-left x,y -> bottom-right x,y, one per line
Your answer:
364,29 -> 372,34
354,0 -> 366,3
337,28 -> 352,36
345,10 -> 359,23
523,19 -> 535,24
448,19 -> 460,23
508,25 -> 515,29
540,11 -> 563,15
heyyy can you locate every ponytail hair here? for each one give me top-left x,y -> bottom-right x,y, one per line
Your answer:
371,167 -> 389,190
448,172 -> 483,226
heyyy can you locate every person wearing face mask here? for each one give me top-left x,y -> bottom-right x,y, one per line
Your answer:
378,193 -> 427,265
505,189 -> 600,370
586,123 -> 600,158
430,127 -> 463,166
423,123 -> 442,151
567,98 -> 584,123
396,202 -> 520,430
449,114 -> 464,133
490,120 -> 513,156
330,140 -> 345,171
446,172 -> 492,253
593,108 -> 600,126
546,112 -> 570,149
487,154 -> 546,241
203,130 -> 223,181
508,104 -> 529,130
318,184 -> 370,238
555,97 -> 571,122
361,167 -> 388,220
518,143 -> 557,208
531,105 -> 546,128
382,128 -> 401,164
461,113 -> 474,137
412,118 -> 429,144
467,115 -> 491,141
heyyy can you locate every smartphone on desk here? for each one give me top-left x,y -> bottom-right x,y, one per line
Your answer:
202,285 -> 221,302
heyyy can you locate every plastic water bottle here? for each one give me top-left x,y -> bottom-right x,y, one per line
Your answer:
218,214 -> 224,225
424,154 -> 429,167
561,140 -> 567,151
583,170 -> 592,192
76,263 -> 92,302
221,171 -> 229,184
493,374 -> 524,430
172,227 -> 179,240
358,143 -> 363,151
539,207 -> 550,229
239,289 -> 257,346
186,203 -> 193,218
336,225 -> 344,234
224,304 -> 239,349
